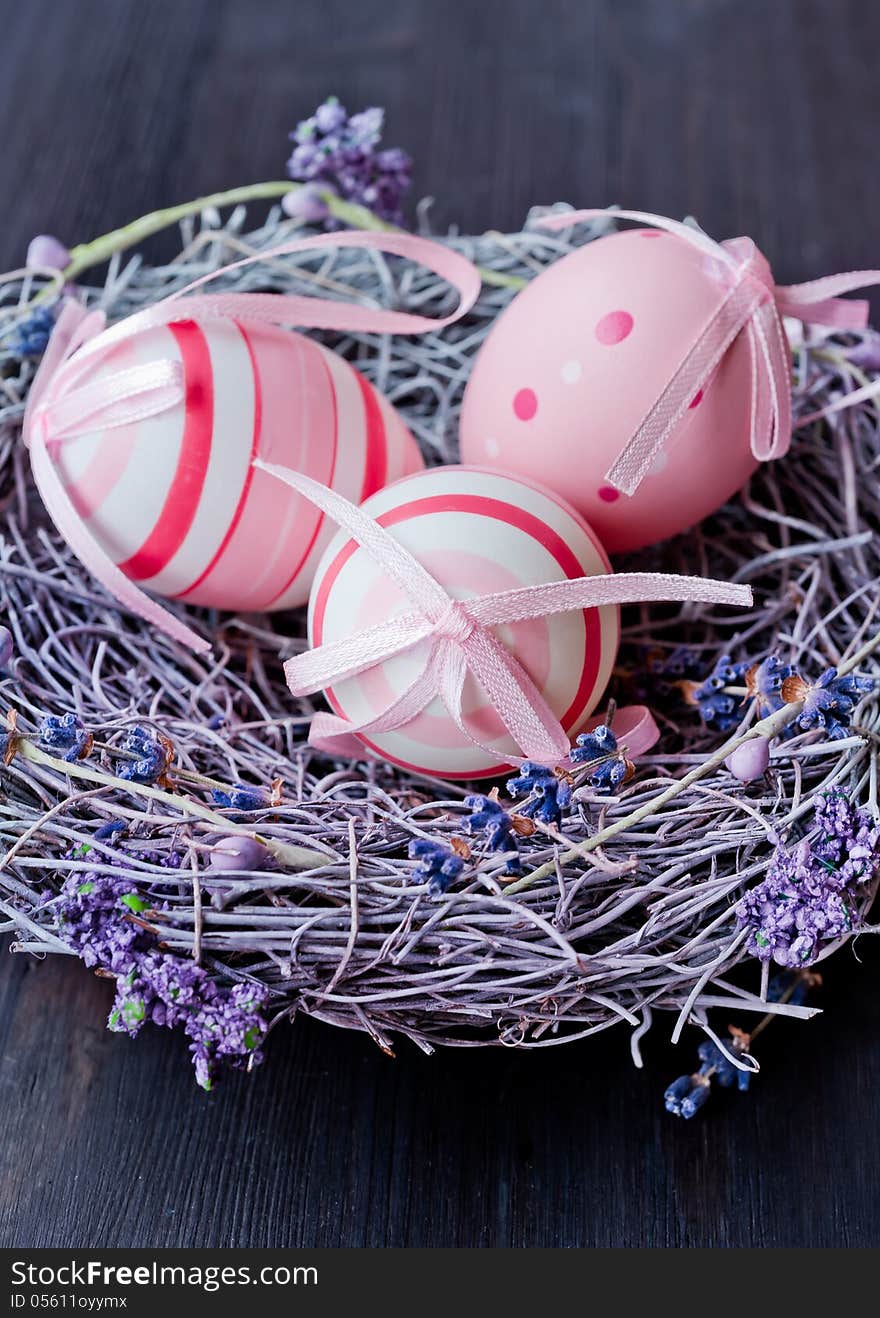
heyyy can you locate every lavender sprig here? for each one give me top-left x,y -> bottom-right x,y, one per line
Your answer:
5,305 -> 55,357
286,96 -> 412,227
56,863 -> 267,1090
665,1032 -> 753,1119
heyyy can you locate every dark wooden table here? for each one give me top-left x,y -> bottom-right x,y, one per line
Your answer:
2,0 -> 879,1248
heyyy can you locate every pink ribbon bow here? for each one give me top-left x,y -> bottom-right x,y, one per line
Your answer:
538,208 -> 880,496
267,462 -> 753,767
22,231 -> 484,653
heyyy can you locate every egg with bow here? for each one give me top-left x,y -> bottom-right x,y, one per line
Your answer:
302,465 -> 621,779
460,223 -> 787,553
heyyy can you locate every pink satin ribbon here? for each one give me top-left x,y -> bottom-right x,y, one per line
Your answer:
538,209 -> 880,496
22,231 -> 484,653
266,462 -> 752,767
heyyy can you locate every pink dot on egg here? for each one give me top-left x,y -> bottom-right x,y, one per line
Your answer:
638,230 -> 662,238
595,310 -> 634,346
513,387 -> 538,420
689,388 -> 704,408
598,485 -> 620,503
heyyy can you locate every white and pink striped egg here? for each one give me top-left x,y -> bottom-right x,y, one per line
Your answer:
307,466 -> 620,779
47,317 -> 422,612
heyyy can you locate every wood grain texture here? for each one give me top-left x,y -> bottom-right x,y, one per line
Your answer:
1,0 -> 879,1248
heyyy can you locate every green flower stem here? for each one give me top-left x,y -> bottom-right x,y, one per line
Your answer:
57,180 -> 523,290
504,628 -> 880,896
12,737 -> 336,871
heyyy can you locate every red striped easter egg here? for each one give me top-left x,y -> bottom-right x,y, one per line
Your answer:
307,466 -> 620,779
49,317 -> 422,612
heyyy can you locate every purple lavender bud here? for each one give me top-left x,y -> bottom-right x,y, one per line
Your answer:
314,97 -> 347,133
680,1080 -> 712,1118
26,233 -> 71,271
0,625 -> 13,668
209,836 -> 269,872
725,736 -> 771,783
282,186 -> 331,224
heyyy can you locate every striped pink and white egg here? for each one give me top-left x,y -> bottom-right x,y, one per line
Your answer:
46,317 -> 423,612
307,465 -> 620,779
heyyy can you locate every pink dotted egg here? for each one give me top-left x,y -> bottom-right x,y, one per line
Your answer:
460,228 -> 766,553
307,466 -> 620,779
46,318 -> 423,612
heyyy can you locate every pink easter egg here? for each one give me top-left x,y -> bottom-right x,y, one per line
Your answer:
460,227 -> 769,553
47,317 -> 423,612
307,466 -> 620,779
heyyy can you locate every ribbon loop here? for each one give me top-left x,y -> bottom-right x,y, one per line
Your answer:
538,208 -> 880,497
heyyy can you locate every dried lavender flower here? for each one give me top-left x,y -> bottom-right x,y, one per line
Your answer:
744,654 -> 794,714
465,794 -> 522,875
211,785 -> 268,812
665,1032 -> 752,1119
682,655 -> 749,730
570,726 -> 631,793
39,712 -> 92,762
115,726 -> 172,784
408,838 -> 465,896
736,792 -> 880,965
783,667 -> 874,739
6,305 -> 56,357
286,96 -> 412,226
56,861 -> 267,1089
506,763 -> 572,827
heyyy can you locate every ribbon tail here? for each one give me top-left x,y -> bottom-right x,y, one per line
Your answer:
305,660 -> 440,759
775,270 -> 880,329
747,306 -> 792,463
28,439 -> 211,654
469,573 -> 752,626
89,230 -> 483,352
455,630 -> 571,766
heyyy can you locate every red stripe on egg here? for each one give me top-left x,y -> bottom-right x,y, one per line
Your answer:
355,369 -> 388,501
173,319 -> 262,601
117,320 -> 214,582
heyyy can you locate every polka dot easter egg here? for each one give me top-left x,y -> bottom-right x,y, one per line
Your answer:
305,466 -> 620,779
461,216 -> 784,554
